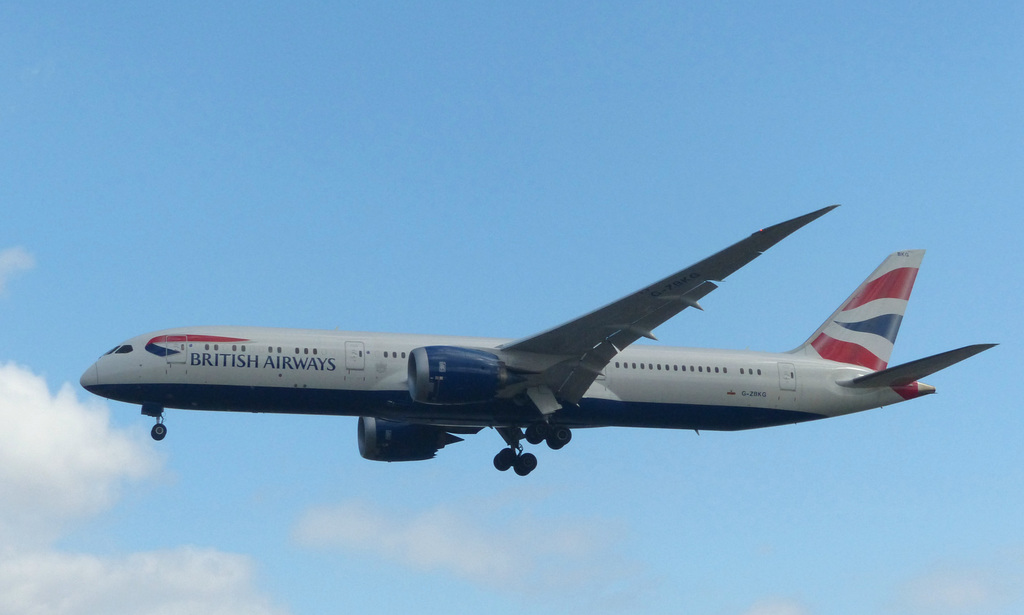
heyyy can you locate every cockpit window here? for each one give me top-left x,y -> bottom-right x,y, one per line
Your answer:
104,346 -> 119,356
115,345 -> 133,354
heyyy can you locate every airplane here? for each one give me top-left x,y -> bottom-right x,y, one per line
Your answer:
80,206 -> 994,476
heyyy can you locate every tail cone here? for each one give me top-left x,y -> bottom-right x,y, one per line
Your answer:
893,381 -> 936,400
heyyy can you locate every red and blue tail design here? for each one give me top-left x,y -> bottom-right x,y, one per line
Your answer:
793,250 -> 924,371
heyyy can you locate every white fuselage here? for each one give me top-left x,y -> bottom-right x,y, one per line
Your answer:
81,325 -> 912,432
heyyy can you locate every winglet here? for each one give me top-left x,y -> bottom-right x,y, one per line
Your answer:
754,205 -> 839,247
696,205 -> 839,283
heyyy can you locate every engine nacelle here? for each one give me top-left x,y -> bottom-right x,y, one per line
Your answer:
357,416 -> 463,462
407,346 -> 511,404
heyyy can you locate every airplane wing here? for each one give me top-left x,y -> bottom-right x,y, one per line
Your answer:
501,205 -> 839,404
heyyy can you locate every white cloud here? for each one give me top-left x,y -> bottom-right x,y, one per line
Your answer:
0,247 -> 34,294
295,501 -> 519,580
293,497 -> 639,601
741,597 -> 813,615
0,362 -> 292,615
0,362 -> 156,544
0,547 -> 289,615
892,559 -> 1024,614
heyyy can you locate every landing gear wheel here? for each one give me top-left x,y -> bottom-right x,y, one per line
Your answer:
142,405 -> 166,441
524,422 -> 550,445
513,452 -> 538,476
546,426 -> 572,450
493,447 -> 516,472
151,423 -> 167,441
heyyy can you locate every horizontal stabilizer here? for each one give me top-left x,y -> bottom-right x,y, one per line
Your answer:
838,343 -> 996,388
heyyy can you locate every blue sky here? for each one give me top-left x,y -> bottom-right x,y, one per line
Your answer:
1,2 -> 1020,614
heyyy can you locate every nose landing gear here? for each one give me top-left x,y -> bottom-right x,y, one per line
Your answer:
142,404 -> 167,441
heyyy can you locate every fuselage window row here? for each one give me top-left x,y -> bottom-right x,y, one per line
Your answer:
257,346 -> 322,355
613,361 -> 748,375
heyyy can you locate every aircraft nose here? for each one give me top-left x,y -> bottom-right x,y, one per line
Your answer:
80,363 -> 99,391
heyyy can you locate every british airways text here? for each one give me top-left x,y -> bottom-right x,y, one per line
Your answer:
190,353 -> 337,371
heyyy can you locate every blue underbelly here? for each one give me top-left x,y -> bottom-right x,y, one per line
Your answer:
89,382 -> 826,431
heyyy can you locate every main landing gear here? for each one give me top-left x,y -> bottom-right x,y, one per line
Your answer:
524,422 -> 572,449
493,446 -> 537,476
142,404 -> 166,441
493,422 -> 572,476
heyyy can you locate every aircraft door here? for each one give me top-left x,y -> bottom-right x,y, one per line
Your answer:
778,362 -> 796,391
345,341 -> 365,370
165,335 -> 187,364
159,334 -> 189,386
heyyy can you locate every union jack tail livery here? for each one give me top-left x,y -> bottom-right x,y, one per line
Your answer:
794,250 -> 924,370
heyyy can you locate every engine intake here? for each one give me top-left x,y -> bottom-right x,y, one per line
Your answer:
357,416 -> 463,462
407,346 -> 511,404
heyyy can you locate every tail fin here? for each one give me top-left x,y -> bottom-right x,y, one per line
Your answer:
792,250 -> 925,370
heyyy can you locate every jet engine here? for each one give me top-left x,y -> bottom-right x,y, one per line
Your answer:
407,346 -> 514,404
357,416 -> 464,462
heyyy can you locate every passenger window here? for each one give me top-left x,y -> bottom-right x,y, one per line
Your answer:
757,369 -> 762,375
313,348 -> 317,355
657,364 -> 662,370
304,348 -> 309,354
715,367 -> 719,373
640,363 -> 645,369
698,366 -> 703,372
402,352 -> 407,358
